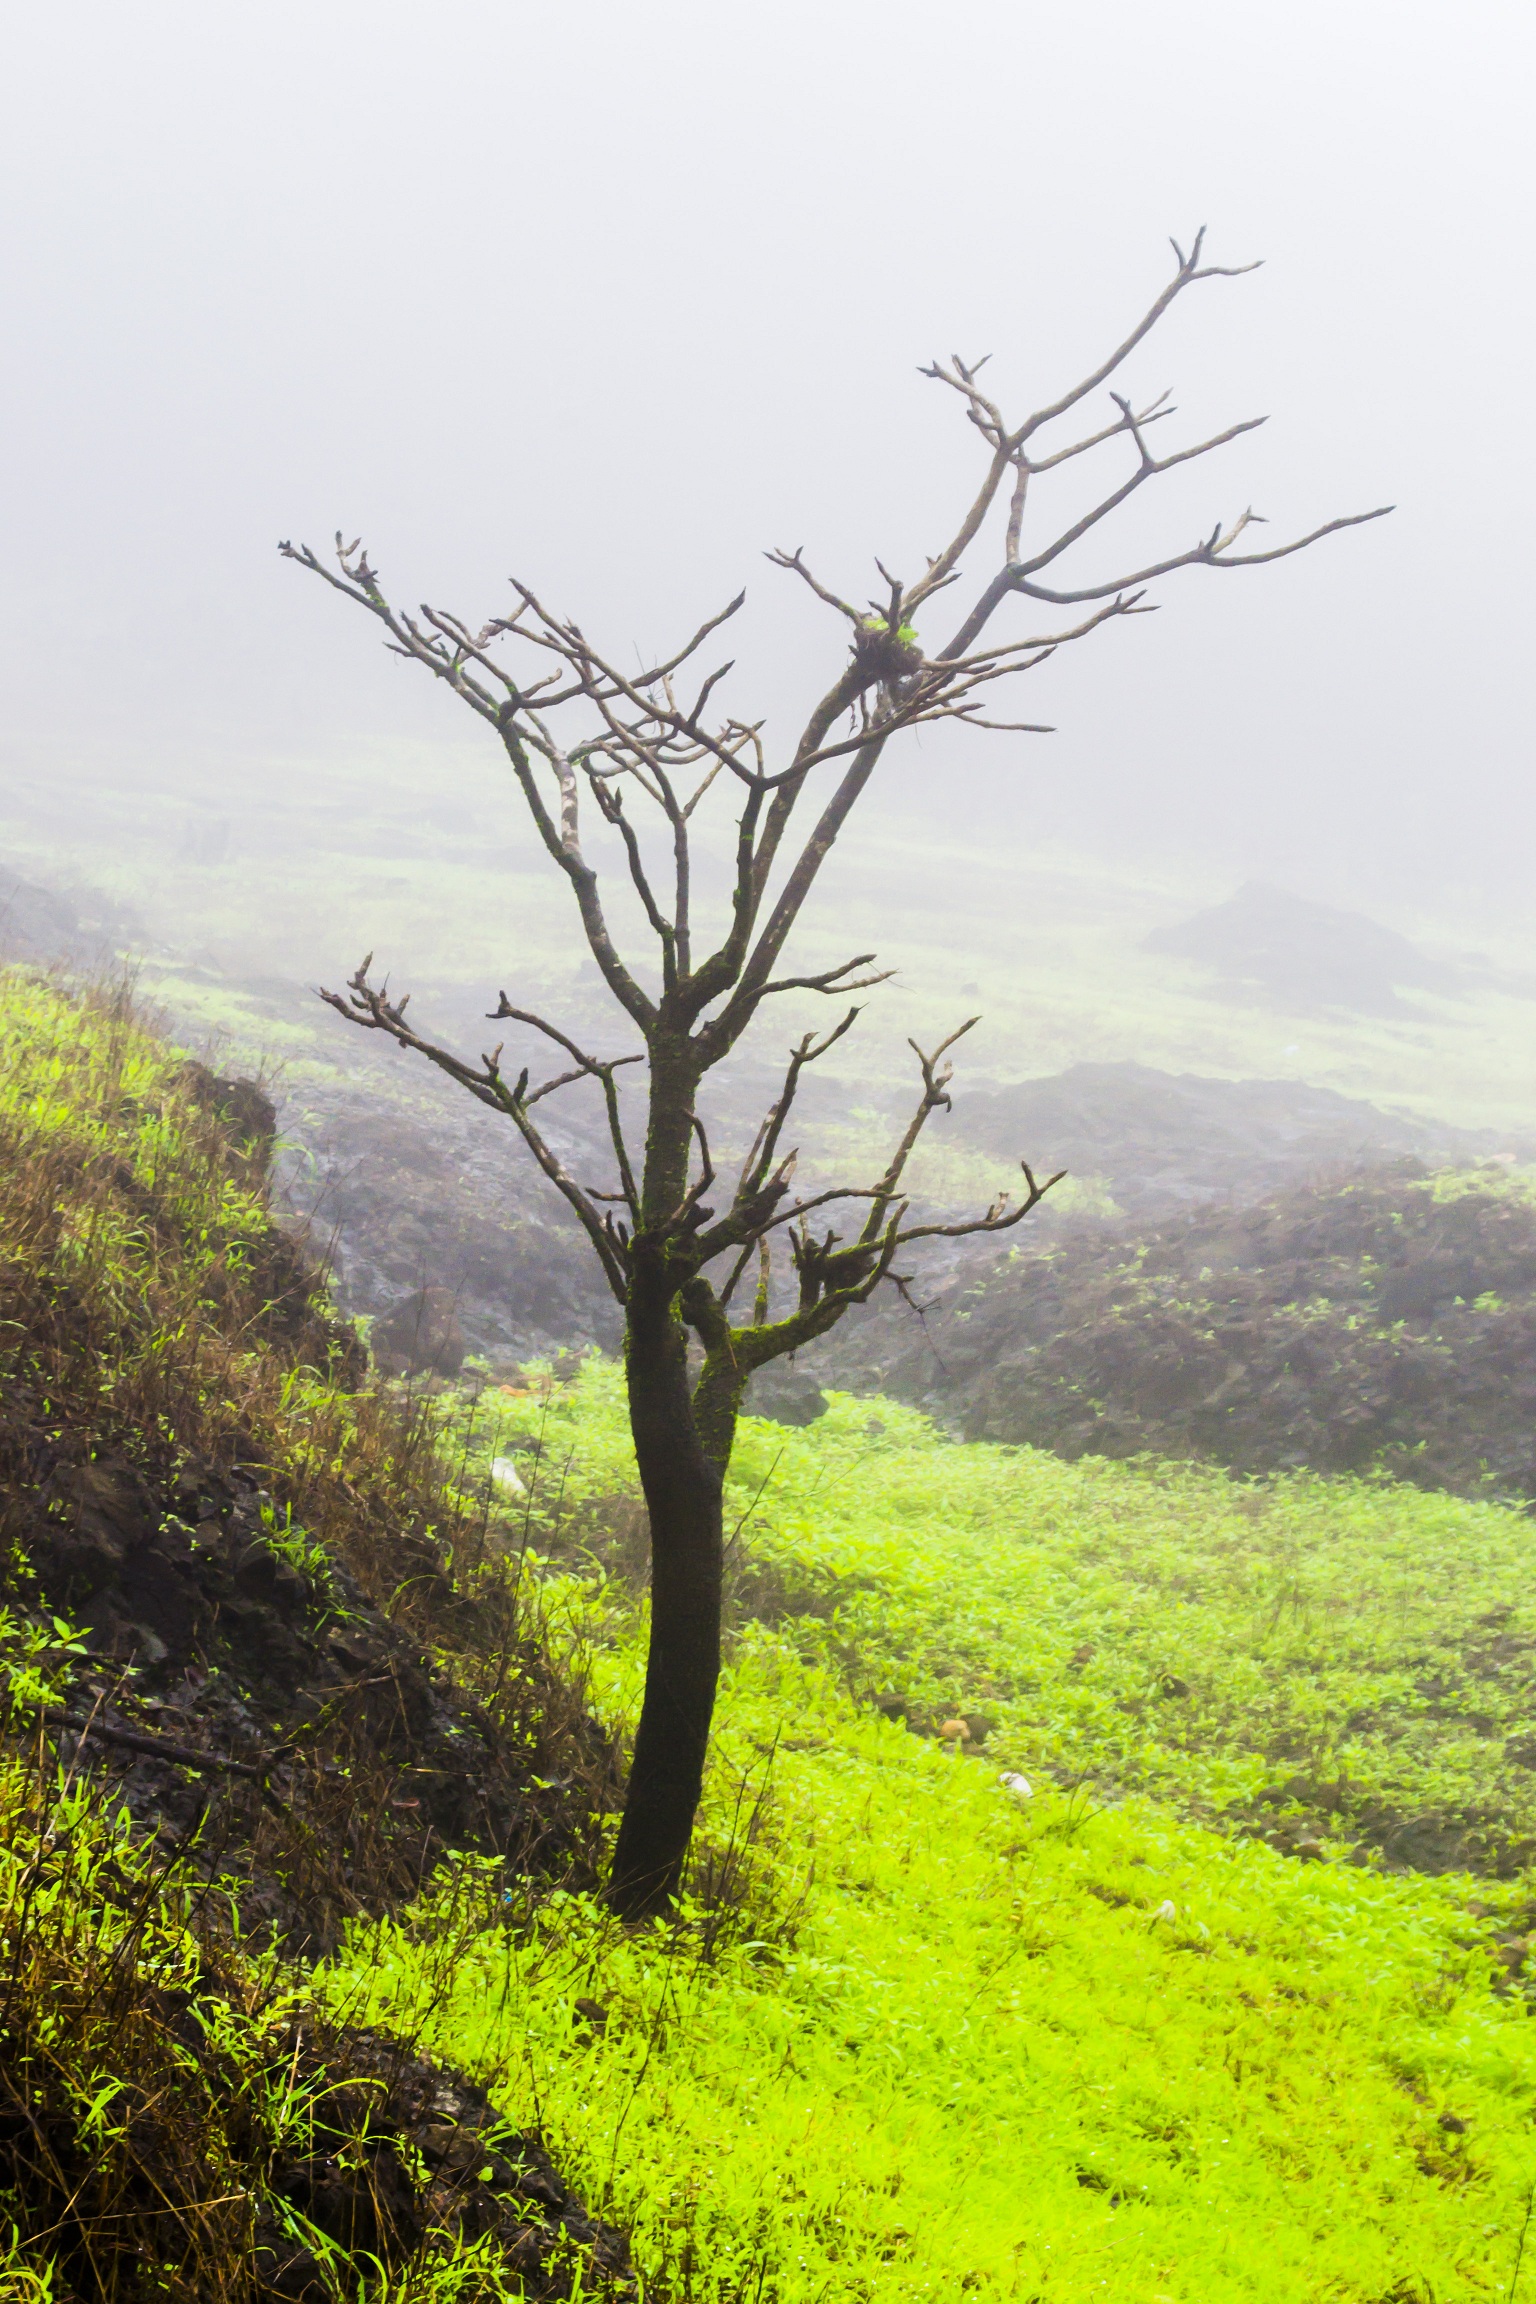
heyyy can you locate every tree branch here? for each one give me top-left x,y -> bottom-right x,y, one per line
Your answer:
314,960 -> 632,1297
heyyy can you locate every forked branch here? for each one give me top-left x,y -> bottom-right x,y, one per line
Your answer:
287,228 -> 1386,1357
320,958 -> 640,1296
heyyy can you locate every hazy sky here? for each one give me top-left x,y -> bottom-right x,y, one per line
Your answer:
1,0 -> 1530,916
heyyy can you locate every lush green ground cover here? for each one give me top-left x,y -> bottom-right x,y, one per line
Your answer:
316,1365 -> 1536,2302
8,963 -> 1536,2300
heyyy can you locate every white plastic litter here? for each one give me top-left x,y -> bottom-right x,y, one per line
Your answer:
1153,1899 -> 1178,1923
490,1456 -> 528,1496
998,1771 -> 1033,1801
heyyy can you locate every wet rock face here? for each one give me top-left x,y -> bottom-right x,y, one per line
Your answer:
273,1081 -> 622,1371
371,1284 -> 467,1377
745,1361 -> 828,1427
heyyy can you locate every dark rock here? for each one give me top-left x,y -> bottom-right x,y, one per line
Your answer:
0,863 -> 135,965
254,2023 -> 637,2299
177,1062 -> 278,1168
746,1361 -> 827,1427
272,1080 -> 622,1370
0,869 -> 81,958
371,1286 -> 467,1379
812,1161 -> 1536,1509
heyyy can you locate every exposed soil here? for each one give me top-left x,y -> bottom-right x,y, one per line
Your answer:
14,1430 -> 613,1955
0,1028 -> 634,2297
4,1970 -> 637,2304
248,2024 -> 636,2301
0,1056 -> 616,1950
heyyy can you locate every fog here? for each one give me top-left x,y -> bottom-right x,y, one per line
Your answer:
0,0 -> 1530,955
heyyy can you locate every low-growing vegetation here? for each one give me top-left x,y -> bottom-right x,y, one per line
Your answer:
462,1362 -> 1536,1879
7,963 -> 1536,2301
0,968 -> 632,2296
817,1159 -> 1536,1504
318,1360 -> 1536,2302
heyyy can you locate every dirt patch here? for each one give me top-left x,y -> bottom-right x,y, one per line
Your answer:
251,2023 -> 636,2301
7,1382 -> 616,1956
0,1779 -> 636,2304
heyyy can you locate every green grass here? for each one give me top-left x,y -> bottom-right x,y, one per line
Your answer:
10,960 -> 1536,2298
449,1366 -> 1536,1873
310,1363 -> 1536,2301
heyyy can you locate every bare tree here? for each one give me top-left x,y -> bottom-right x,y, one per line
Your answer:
283,231 -> 1389,1918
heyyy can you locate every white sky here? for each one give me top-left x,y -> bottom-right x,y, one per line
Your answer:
0,0 -> 1530,916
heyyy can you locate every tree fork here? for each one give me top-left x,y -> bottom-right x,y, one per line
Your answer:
285,231 -> 1388,1913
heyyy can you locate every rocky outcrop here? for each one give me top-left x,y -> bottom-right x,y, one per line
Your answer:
1142,880 -> 1460,1014
812,1162 -> 1536,1504
951,1060 -> 1498,1219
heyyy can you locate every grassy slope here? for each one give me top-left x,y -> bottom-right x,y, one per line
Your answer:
8,961 -> 1536,2299
321,1365 -> 1536,2304
0,970 -> 625,2299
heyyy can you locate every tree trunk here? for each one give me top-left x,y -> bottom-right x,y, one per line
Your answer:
607,1259 -> 725,1920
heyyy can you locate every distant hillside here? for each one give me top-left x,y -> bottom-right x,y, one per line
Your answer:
274,1056 -> 1504,1385
0,858 -> 133,966
812,1160 -> 1536,1502
951,1058 -> 1497,1218
1143,878 -> 1458,1013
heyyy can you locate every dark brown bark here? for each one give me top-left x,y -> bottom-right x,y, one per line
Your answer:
607,1253 -> 724,1920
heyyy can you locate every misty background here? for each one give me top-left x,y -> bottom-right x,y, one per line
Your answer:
2,1 -> 1528,882
2,0 -> 1534,1340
